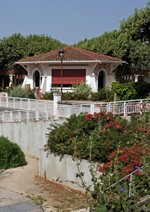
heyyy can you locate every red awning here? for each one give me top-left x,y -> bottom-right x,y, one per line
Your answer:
52,69 -> 86,84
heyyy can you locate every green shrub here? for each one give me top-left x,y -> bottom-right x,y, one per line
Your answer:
47,113 -> 98,156
9,85 -> 35,99
0,136 -> 27,169
46,111 -> 150,210
132,81 -> 150,99
111,81 -> 137,100
46,111 -> 150,163
62,92 -> 76,100
73,82 -> 92,100
43,92 -> 54,100
91,88 -> 114,101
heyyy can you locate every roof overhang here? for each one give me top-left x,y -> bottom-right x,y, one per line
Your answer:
15,60 -> 126,65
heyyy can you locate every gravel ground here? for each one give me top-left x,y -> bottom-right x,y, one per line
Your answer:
0,155 -> 89,212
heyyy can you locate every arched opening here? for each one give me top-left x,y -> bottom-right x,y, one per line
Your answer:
33,70 -> 40,88
98,70 -> 105,90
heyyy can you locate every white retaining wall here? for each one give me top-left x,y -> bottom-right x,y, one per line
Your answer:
39,150 -> 100,191
0,119 -> 100,191
0,119 -> 65,158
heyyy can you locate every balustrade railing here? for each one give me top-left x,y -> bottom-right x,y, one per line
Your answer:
0,96 -> 53,112
56,98 -> 150,117
0,96 -> 150,122
0,110 -> 53,122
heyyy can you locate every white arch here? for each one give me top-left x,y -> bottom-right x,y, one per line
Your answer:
97,69 -> 107,90
33,69 -> 41,88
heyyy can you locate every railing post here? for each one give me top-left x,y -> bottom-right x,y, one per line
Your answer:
45,111 -> 49,120
28,99 -> 31,110
80,105 -> 83,114
2,112 -> 5,122
13,97 -> 16,109
18,111 -> 21,121
106,103 -> 108,113
90,104 -> 95,114
36,110 -> 39,121
53,93 -> 61,118
140,100 -> 143,114
124,101 -> 126,116
36,99 -> 39,110
6,96 -> 9,108
44,101 -> 47,112
10,111 -> 13,122
27,111 -> 30,121
107,102 -> 111,113
20,98 -> 23,109
67,105 -> 71,117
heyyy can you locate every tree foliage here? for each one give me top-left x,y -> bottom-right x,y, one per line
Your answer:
0,33 -> 63,70
77,1 -> 150,71
120,2 -> 150,44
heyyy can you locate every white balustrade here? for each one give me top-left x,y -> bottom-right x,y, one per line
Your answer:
0,96 -> 150,122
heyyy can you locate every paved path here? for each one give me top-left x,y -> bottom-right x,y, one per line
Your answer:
0,187 -> 43,212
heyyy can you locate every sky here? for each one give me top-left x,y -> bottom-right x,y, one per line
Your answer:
0,0 -> 148,45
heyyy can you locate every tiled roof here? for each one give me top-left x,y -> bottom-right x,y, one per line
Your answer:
17,46 -> 123,63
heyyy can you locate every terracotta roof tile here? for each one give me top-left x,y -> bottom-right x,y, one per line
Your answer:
18,46 -> 122,63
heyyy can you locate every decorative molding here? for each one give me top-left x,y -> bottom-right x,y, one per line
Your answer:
28,64 -> 45,77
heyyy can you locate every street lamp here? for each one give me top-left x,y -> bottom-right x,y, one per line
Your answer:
58,48 -> 65,99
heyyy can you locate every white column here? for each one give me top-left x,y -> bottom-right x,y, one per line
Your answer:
90,73 -> 97,92
53,93 -> 61,118
135,75 -> 139,82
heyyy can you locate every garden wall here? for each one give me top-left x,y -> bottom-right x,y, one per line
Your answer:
39,149 -> 100,191
0,119 -> 65,158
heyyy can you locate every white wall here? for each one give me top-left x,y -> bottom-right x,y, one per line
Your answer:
39,150 -> 100,191
0,119 -> 100,191
0,119 -> 65,158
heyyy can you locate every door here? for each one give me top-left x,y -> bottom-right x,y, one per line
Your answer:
98,70 -> 105,90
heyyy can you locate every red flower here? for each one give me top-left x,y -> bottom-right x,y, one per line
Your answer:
85,114 -> 93,120
98,166 -> 106,172
105,124 -> 110,129
115,124 -> 121,130
106,117 -> 110,121
119,155 -> 128,162
125,165 -> 133,173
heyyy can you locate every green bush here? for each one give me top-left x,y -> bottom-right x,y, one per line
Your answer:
46,112 -> 150,211
62,92 -> 74,100
9,85 -> 35,99
46,111 -> 150,163
132,81 -> 150,99
0,136 -> 27,169
91,88 -> 114,101
72,82 -> 92,100
47,113 -> 98,156
43,92 -> 54,100
111,81 -> 137,100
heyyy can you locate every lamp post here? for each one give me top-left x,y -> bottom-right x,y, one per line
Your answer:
58,48 -> 65,99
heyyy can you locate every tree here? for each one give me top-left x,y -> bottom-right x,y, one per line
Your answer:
1,33 -> 26,69
25,34 -> 63,57
77,1 -> 150,72
120,1 -> 150,44
0,33 -> 64,70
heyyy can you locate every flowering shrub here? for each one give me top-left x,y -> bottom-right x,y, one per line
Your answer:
47,111 -> 149,163
47,112 -> 129,161
88,114 -> 150,211
98,142 -> 150,176
47,111 -> 150,210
